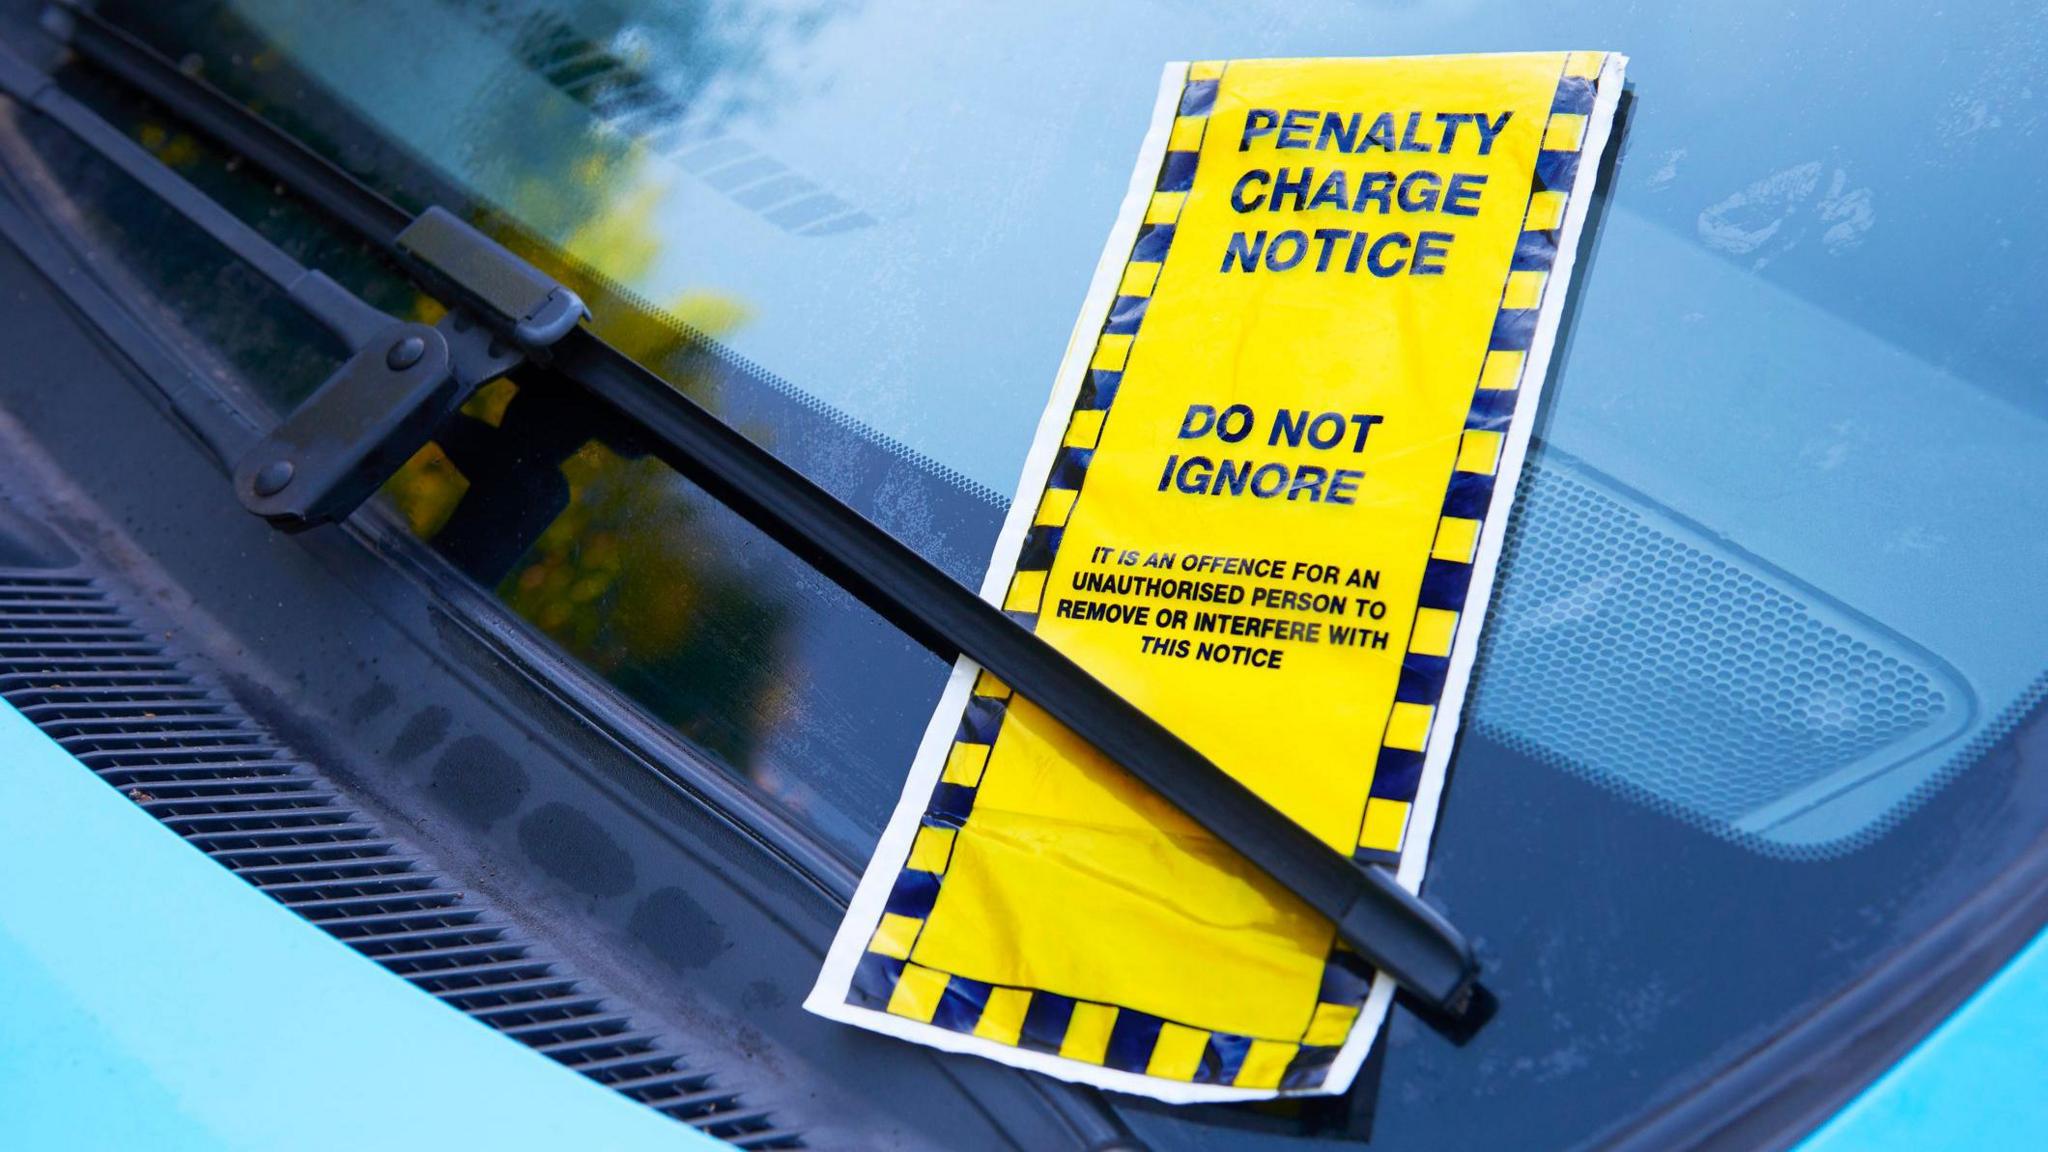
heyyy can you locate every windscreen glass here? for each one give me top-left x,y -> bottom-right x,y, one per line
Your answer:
46,1 -> 2048,1148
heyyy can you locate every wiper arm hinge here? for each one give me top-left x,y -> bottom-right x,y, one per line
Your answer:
0,37 -> 574,531
239,209 -> 586,531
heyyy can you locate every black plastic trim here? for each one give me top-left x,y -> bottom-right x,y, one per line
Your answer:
0,557 -> 802,1148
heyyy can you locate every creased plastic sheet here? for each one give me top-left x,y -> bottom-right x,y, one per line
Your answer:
808,52 -> 1627,1103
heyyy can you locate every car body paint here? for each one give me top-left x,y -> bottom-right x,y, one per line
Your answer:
1798,925 -> 2048,1152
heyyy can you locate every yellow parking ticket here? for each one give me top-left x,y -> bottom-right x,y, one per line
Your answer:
808,52 -> 1626,1102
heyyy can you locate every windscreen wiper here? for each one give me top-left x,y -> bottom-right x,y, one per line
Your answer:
0,9 -> 1487,1025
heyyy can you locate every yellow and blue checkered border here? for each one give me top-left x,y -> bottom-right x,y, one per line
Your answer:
1349,49 -> 1606,866
850,54 -> 1607,1091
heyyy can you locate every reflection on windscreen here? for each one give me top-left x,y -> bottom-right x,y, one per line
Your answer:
182,0 -> 2048,858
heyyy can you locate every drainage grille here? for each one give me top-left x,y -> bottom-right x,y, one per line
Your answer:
0,569 -> 799,1148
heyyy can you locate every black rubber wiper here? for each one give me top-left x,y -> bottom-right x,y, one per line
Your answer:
0,8 -> 1486,1024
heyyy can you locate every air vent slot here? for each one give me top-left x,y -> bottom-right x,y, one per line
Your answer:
0,568 -> 799,1148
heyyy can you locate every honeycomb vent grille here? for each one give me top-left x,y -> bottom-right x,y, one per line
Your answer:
1470,463 -> 1962,856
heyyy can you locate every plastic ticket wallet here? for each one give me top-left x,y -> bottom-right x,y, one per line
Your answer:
808,52 -> 1626,1102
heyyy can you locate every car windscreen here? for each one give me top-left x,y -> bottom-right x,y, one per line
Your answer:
31,0 -> 2048,1148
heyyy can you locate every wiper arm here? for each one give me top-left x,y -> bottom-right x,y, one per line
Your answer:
0,12 -> 1486,1024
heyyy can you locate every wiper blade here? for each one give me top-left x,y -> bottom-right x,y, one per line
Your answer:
1,9 -> 1486,1023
